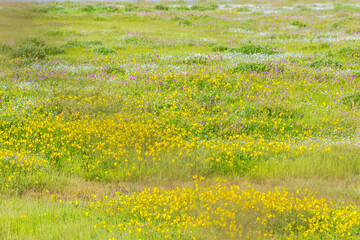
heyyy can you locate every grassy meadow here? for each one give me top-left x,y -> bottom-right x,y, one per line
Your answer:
1,0 -> 360,239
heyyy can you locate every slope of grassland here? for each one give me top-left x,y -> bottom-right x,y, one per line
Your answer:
1,1 -> 360,239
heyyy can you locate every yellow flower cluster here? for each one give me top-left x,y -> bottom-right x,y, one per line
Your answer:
0,148 -> 48,189
0,51 -> 357,189
2,2 -> 360,239
82,182 -> 360,239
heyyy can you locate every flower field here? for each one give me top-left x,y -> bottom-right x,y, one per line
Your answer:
1,1 -> 360,239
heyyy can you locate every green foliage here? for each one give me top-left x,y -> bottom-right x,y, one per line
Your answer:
104,64 -> 125,75
325,50 -> 335,57
65,40 -> 103,48
230,43 -> 276,54
186,40 -> 196,47
20,37 -> 45,47
94,15 -> 107,21
182,56 -> 209,65
96,4 -> 119,13
333,3 -> 360,12
205,3 -> 219,11
80,4 -> 118,13
92,47 -> 116,55
309,57 -> 342,69
235,6 -> 250,12
189,4 -> 218,11
10,39 -> 46,59
9,37 -> 65,59
44,46 -> 65,55
301,42 -> 330,51
320,42 -> 330,49
338,46 -> 360,58
114,46 -> 126,50
342,92 -> 360,107
176,5 -> 190,11
292,20 -> 306,28
295,5 -> 310,12
210,151 -> 256,176
0,43 -> 12,54
81,4 -> 95,12
31,3 -> 65,13
352,71 -> 360,77
4,2 -> 360,239
211,44 -> 228,52
233,62 -> 275,73
46,28 -> 74,37
255,146 -> 360,179
332,22 -> 341,29
244,105 -> 302,119
265,210 -> 314,236
178,19 -> 192,26
122,35 -> 147,45
31,6 -> 50,13
154,5 -> 169,11
124,4 -> 139,12
190,5 -> 204,11
46,4 -> 64,12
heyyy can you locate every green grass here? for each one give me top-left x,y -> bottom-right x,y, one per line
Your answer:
253,145 -> 360,179
1,0 -> 360,239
